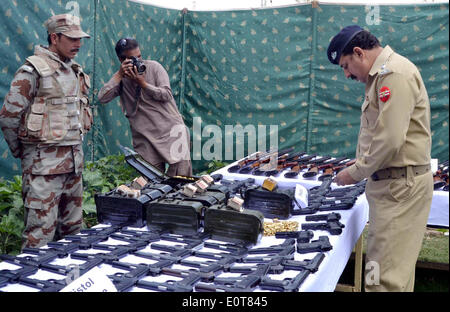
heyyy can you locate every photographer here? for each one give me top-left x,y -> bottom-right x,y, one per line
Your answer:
98,38 -> 192,176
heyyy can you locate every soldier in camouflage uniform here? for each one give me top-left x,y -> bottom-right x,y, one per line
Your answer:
0,14 -> 92,249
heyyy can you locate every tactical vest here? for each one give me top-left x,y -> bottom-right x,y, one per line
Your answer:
18,54 -> 93,145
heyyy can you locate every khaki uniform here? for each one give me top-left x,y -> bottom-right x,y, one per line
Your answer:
346,46 -> 433,291
0,45 -> 92,248
98,60 -> 192,176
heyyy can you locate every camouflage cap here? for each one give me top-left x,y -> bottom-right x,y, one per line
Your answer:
44,14 -> 90,39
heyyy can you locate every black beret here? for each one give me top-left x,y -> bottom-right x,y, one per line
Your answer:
327,25 -> 364,65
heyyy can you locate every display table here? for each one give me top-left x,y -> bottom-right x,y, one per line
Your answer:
428,191 -> 449,228
213,160 -> 369,292
0,158 -> 369,292
214,161 -> 449,227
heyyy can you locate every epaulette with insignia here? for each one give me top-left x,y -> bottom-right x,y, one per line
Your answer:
379,64 -> 392,76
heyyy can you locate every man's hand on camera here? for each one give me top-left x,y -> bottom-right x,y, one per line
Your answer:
119,59 -> 134,78
125,65 -> 147,88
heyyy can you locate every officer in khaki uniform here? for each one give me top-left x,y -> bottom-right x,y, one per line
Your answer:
327,26 -> 433,291
0,14 -> 92,249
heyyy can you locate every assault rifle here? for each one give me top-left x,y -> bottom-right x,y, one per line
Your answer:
284,154 -> 327,178
253,151 -> 306,176
302,157 -> 348,179
259,152 -> 307,176
318,159 -> 356,181
236,148 -> 295,174
227,150 -> 278,173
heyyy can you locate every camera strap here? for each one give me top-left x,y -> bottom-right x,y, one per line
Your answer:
120,81 -> 141,118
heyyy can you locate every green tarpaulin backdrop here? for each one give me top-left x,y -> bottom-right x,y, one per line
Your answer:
0,0 -> 448,179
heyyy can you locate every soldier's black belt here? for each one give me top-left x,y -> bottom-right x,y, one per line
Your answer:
371,164 -> 431,181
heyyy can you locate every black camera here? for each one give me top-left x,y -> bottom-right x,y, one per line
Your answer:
130,56 -> 146,73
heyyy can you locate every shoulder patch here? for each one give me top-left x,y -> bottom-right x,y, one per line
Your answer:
379,86 -> 391,102
19,65 -> 35,74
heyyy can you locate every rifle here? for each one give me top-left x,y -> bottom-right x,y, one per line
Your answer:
283,154 -> 318,178
262,161 -> 301,177
317,158 -> 356,181
227,150 -> 277,173
237,148 -> 295,174
302,157 -> 348,179
253,151 -> 306,176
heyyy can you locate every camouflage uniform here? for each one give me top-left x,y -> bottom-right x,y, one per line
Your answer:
0,15 -> 91,249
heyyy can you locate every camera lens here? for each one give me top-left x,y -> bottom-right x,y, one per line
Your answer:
137,63 -> 146,73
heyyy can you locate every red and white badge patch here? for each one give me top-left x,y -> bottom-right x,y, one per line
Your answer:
379,86 -> 391,102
